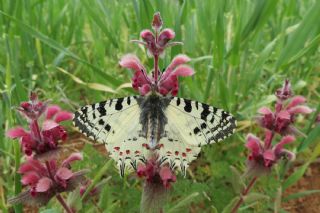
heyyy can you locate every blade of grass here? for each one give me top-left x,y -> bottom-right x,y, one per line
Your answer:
80,0 -> 118,48
4,33 -> 23,213
167,192 -> 199,213
0,10 -> 121,87
81,159 -> 112,201
297,103 -> 320,152
276,0 -> 320,68
283,141 -> 320,190
284,190 -> 320,202
57,67 -> 117,94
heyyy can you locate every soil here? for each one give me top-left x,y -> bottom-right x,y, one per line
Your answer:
283,163 -> 320,213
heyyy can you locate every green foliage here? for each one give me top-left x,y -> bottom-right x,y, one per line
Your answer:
0,0 -> 319,212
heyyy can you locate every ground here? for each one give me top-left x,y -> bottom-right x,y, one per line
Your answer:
283,163 -> 320,213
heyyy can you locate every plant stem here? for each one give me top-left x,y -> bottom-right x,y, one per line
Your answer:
140,181 -> 167,213
154,30 -> 159,84
13,142 -> 22,213
231,177 -> 258,213
45,161 -> 73,213
154,54 -> 159,84
32,119 -> 42,142
56,194 -> 73,213
45,161 -> 54,179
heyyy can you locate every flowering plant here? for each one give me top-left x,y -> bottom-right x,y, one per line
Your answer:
6,93 -> 89,212
7,92 -> 72,156
119,12 -> 196,212
230,79 -> 313,213
120,12 -> 193,97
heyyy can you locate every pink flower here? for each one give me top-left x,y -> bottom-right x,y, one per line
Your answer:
257,80 -> 312,135
7,121 -> 68,156
158,55 -> 194,96
275,79 -> 292,101
132,13 -> 181,58
46,105 -> 73,123
8,153 -> 87,206
159,167 -> 177,189
17,92 -> 48,121
137,159 -> 176,189
120,12 -> 191,96
119,54 -> 151,94
245,131 -> 295,176
152,12 -> 163,31
120,54 -> 194,96
6,92 -> 73,156
139,28 -> 176,57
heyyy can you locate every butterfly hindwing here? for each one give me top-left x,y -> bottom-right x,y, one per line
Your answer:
157,123 -> 201,176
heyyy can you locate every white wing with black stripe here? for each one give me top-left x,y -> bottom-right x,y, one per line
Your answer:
155,97 -> 236,174
167,97 -> 236,145
73,96 -> 150,176
73,95 -> 237,177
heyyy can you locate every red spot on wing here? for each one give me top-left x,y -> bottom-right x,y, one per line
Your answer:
186,148 -> 192,152
182,152 -> 187,157
126,150 -> 130,154
142,143 -> 150,150
114,147 -> 120,151
157,144 -> 164,149
175,151 -> 179,156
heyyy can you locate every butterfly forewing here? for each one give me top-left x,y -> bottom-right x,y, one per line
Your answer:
167,97 -> 237,146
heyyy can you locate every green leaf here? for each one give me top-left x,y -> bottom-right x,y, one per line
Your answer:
284,142 -> 320,190
274,187 -> 282,213
307,140 -> 320,164
276,0 -> 320,68
0,10 -> 121,87
298,103 -> 320,152
81,159 -> 113,201
221,196 -> 240,213
297,124 -> 320,152
282,164 -> 308,190
40,209 -> 60,213
243,192 -> 270,204
241,0 -> 278,41
286,34 -> 320,65
67,190 -> 82,211
284,190 -> 320,201
167,192 -> 199,213
80,0 -> 118,48
229,166 -> 246,194
57,67 -> 117,94
211,205 -> 219,213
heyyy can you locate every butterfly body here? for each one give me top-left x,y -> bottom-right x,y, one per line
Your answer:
73,94 -> 236,176
137,94 -> 171,149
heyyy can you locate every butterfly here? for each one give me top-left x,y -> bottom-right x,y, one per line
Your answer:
73,94 -> 236,177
